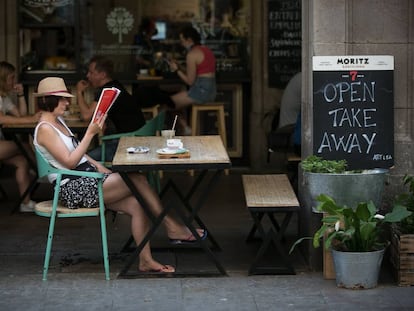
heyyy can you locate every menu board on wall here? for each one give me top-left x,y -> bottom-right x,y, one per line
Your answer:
267,0 -> 301,88
313,55 -> 394,170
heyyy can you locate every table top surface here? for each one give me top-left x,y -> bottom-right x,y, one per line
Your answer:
112,135 -> 231,171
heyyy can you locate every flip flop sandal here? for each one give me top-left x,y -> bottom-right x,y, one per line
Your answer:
169,229 -> 208,245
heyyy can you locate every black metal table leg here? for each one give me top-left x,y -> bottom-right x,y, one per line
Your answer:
117,170 -> 227,278
161,170 -> 222,251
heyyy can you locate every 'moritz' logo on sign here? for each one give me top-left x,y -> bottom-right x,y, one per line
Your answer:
337,57 -> 369,65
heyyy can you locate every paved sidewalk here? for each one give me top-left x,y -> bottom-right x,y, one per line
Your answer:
0,170 -> 413,310
1,272 -> 413,311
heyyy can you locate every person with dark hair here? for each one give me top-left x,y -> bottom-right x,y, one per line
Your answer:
34,77 -> 206,273
76,55 -> 146,161
168,25 -> 217,135
134,17 -> 158,71
0,61 -> 41,212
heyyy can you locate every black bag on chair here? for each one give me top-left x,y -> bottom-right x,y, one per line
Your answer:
62,162 -> 97,181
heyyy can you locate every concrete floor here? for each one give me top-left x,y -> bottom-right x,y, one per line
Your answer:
0,168 -> 413,311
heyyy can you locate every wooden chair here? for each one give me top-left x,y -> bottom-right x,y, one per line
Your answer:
34,148 -> 110,281
191,102 -> 229,175
191,102 -> 227,148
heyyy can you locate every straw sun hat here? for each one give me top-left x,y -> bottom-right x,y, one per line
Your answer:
34,77 -> 74,98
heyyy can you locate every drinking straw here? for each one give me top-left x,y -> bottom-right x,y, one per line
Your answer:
172,115 -> 178,131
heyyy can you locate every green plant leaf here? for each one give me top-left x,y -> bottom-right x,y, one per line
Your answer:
355,202 -> 373,221
384,204 -> 412,223
321,215 -> 340,224
301,155 -> 347,173
359,222 -> 376,244
367,201 -> 377,216
316,194 -> 343,215
324,231 -> 339,250
313,224 -> 328,248
288,237 -> 311,254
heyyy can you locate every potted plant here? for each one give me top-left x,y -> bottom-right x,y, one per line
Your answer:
292,194 -> 412,289
390,175 -> 414,286
301,156 -> 388,212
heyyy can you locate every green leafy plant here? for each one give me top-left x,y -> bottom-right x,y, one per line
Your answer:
301,155 -> 347,173
290,194 -> 412,253
393,175 -> 414,234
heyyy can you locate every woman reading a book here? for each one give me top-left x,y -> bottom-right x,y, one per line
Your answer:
33,77 -> 206,273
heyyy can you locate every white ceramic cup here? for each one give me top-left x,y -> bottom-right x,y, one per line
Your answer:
166,138 -> 183,149
161,130 -> 175,139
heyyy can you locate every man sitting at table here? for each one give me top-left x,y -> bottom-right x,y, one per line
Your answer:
76,55 -> 146,161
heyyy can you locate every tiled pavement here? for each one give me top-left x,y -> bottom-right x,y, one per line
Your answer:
0,169 -> 413,310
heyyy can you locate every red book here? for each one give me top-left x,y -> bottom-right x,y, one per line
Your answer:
92,87 -> 121,124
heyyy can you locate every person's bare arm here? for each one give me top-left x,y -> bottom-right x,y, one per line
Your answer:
37,121 -> 102,169
85,154 -> 112,173
176,52 -> 197,86
184,51 -> 198,85
16,96 -> 28,116
13,83 -> 28,116
0,109 -> 40,124
169,50 -> 198,86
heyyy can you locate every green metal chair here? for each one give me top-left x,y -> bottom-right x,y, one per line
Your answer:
100,110 -> 166,192
100,110 -> 166,162
34,148 -> 110,281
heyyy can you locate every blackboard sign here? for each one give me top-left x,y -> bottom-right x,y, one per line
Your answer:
267,0 -> 301,88
313,55 -> 394,170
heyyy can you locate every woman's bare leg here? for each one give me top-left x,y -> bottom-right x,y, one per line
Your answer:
103,172 -> 203,271
103,172 -> 204,237
103,173 -> 173,271
126,172 -> 204,239
108,195 -> 173,271
1,141 -> 33,204
170,91 -> 196,132
0,140 -> 20,160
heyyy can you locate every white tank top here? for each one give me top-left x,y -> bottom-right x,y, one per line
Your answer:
33,116 -> 88,183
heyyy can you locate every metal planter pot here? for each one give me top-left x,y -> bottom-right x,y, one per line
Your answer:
331,248 -> 385,289
304,169 -> 388,212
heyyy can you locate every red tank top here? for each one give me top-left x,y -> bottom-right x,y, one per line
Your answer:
196,46 -> 216,75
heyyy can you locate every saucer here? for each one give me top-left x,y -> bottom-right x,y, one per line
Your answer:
126,146 -> 150,154
156,148 -> 188,155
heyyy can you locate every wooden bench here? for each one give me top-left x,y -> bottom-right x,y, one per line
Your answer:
242,174 -> 300,275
